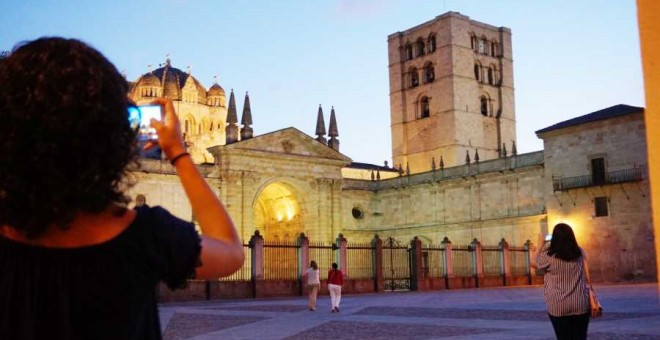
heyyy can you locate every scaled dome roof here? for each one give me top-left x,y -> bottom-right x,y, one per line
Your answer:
132,58 -> 208,104
208,83 -> 226,97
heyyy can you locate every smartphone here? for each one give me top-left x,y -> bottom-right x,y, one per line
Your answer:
137,105 -> 162,140
545,234 -> 552,242
128,105 -> 162,140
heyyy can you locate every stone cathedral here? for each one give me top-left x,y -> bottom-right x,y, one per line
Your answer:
128,12 -> 656,282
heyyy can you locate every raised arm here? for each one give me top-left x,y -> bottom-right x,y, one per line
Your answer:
530,233 -> 547,269
149,98 -> 244,279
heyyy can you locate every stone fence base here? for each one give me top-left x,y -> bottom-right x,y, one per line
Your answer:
157,275 -> 545,303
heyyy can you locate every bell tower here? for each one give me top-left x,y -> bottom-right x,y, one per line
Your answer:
388,12 -> 515,174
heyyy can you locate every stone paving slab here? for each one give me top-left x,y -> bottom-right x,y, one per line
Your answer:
159,283 -> 660,339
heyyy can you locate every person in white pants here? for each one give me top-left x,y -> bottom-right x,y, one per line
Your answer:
327,263 -> 344,312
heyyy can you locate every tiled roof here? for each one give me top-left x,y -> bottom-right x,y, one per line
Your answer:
346,162 -> 398,172
535,104 -> 644,134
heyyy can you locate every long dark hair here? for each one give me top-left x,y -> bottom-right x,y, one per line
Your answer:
0,37 -> 137,238
310,260 -> 318,270
547,223 -> 582,261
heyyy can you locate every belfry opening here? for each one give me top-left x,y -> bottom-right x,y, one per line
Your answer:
254,182 -> 302,241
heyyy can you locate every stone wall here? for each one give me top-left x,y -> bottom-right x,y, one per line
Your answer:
540,112 -> 656,282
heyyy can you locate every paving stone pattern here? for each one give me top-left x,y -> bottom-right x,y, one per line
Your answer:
159,284 -> 660,339
284,321 -> 504,339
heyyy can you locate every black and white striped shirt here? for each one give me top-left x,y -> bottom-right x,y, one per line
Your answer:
536,244 -> 590,316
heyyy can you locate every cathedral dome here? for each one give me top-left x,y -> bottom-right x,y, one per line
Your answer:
206,83 -> 226,107
132,58 -> 208,104
140,73 -> 160,87
208,83 -> 225,96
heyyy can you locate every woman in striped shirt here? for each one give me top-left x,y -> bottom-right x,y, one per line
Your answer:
534,223 -> 590,340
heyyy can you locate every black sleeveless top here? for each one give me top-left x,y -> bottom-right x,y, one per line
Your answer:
0,206 -> 201,340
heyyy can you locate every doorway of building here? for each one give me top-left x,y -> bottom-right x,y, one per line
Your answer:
254,182 -> 302,241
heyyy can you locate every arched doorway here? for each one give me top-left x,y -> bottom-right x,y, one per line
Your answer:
254,182 -> 303,241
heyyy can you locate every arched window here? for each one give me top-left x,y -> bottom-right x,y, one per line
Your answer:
184,120 -> 190,134
424,63 -> 435,83
488,67 -> 494,85
491,42 -> 497,57
420,97 -> 430,118
478,38 -> 486,54
470,34 -> 477,50
474,63 -> 481,82
428,34 -> 436,52
410,68 -> 419,88
416,39 -> 426,57
480,96 -> 489,116
404,43 -> 413,61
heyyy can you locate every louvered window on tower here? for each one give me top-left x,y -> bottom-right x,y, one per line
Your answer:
421,97 -> 430,118
480,97 -> 488,116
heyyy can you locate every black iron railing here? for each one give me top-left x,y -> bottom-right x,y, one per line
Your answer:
553,167 -> 644,191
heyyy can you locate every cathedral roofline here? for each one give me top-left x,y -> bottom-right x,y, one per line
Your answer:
535,104 -> 644,135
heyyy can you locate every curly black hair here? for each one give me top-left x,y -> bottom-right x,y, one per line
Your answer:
0,37 -> 138,238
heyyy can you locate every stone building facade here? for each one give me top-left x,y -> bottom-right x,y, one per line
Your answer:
127,13 -> 655,282
537,105 -> 654,281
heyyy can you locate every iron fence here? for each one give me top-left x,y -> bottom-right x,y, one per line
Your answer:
421,245 -> 445,278
382,239 -> 411,291
346,242 -> 375,279
553,167 -> 644,191
309,242 -> 336,275
452,245 -> 475,277
509,246 -> 529,276
214,236 -> 530,289
482,245 -> 502,276
263,240 -> 299,280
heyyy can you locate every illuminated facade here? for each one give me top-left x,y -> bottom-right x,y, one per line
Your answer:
128,13 -> 655,282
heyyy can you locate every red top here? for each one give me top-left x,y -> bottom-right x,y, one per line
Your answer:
327,269 -> 344,285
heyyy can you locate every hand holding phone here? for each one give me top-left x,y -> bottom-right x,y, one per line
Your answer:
545,234 -> 552,242
138,105 -> 162,140
128,104 -> 162,140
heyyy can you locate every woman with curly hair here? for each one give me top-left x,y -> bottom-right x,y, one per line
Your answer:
0,37 -> 244,339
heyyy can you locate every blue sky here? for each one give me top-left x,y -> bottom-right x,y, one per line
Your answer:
0,0 -> 643,166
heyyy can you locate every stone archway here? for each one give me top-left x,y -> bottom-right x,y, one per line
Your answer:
254,182 -> 303,241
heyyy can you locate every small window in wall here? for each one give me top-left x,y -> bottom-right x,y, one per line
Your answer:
478,39 -> 485,54
352,207 -> 364,219
491,42 -> 497,57
474,64 -> 481,81
594,196 -> 609,217
416,39 -> 426,57
405,44 -> 413,61
420,97 -> 430,118
591,157 -> 606,185
424,63 -> 435,83
488,68 -> 494,85
480,96 -> 488,116
428,34 -> 436,52
410,68 -> 419,88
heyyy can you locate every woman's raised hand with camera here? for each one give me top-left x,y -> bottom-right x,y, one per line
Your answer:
148,97 -> 244,279
146,98 -> 186,159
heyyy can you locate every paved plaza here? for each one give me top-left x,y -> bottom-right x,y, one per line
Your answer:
159,283 -> 660,339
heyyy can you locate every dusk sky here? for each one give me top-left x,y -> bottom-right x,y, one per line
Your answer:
0,0 -> 644,166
